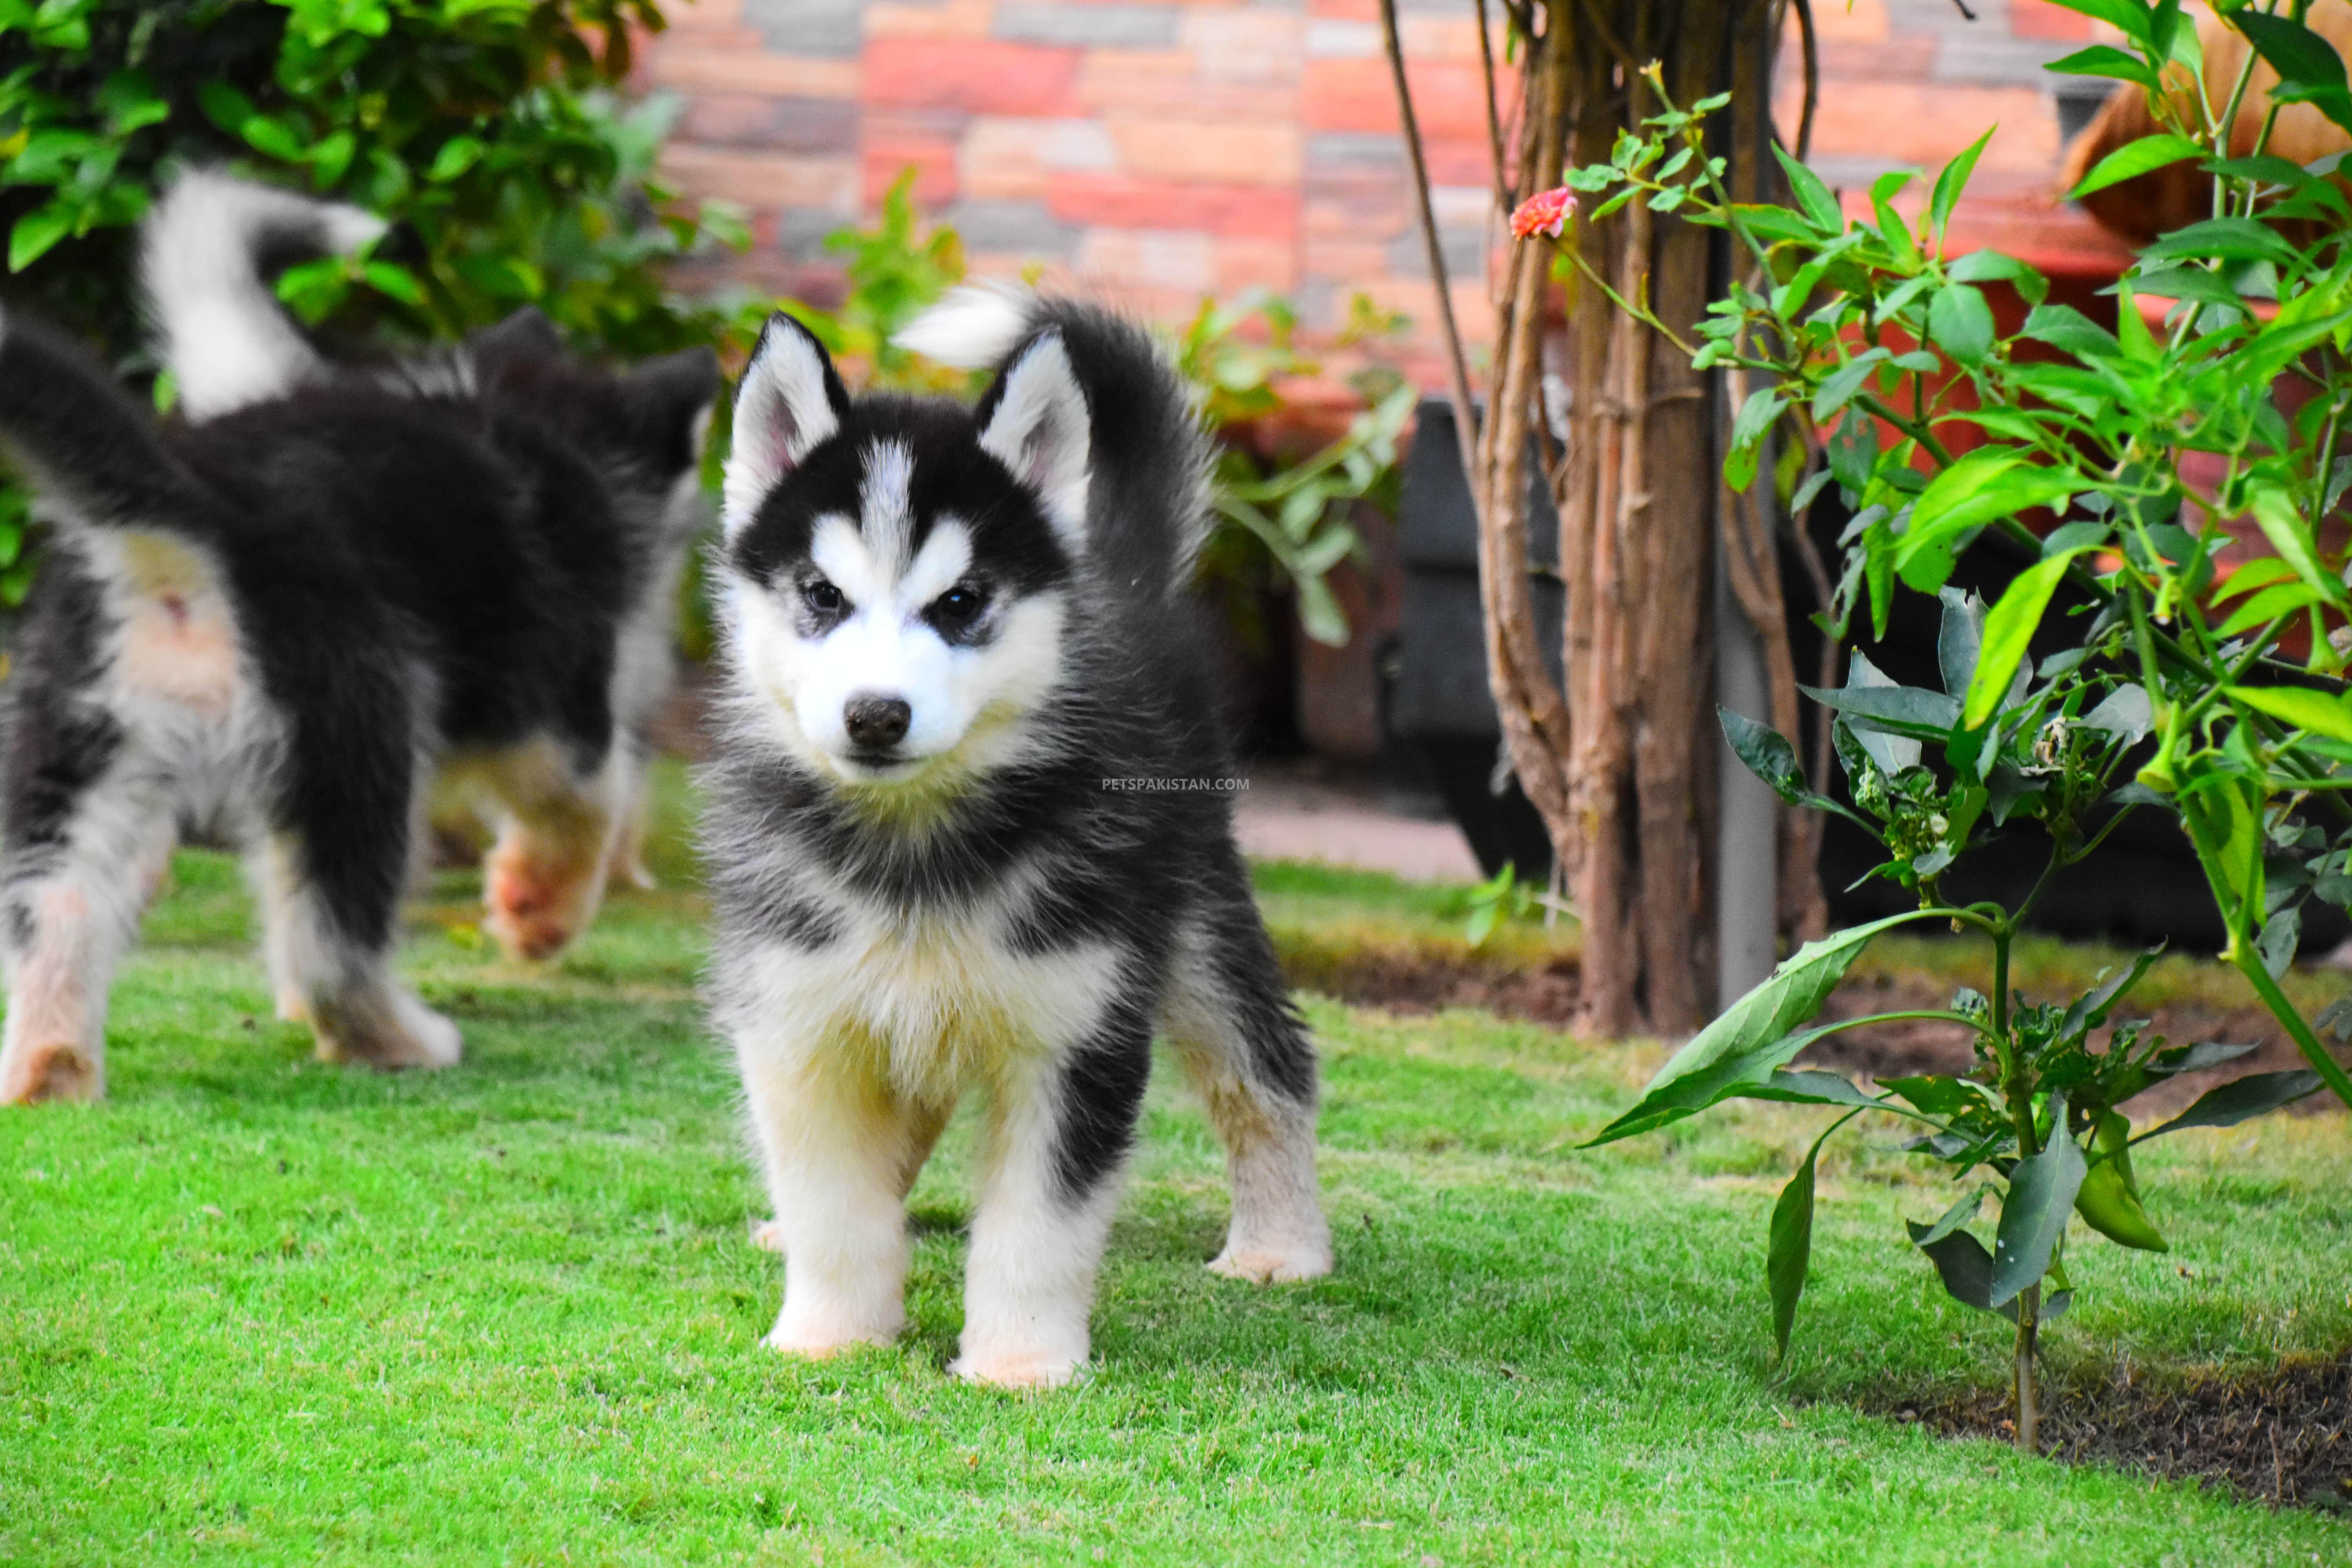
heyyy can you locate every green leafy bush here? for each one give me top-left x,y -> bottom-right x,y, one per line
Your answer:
1543,0 -> 2352,1452
0,0 -> 750,608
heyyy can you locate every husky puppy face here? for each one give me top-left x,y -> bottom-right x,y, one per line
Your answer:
720,315 -> 1091,788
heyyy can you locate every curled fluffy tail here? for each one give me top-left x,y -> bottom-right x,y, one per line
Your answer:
141,169 -> 386,421
0,307 -> 207,530
898,284 -> 1214,590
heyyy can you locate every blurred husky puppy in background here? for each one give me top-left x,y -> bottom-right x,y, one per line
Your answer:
705,287 -> 1333,1389
0,171 -> 715,1103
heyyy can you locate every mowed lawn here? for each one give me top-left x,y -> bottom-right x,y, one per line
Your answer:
6,771 -> 2352,1564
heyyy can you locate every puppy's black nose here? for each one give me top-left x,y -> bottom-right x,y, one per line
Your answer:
844,694 -> 912,752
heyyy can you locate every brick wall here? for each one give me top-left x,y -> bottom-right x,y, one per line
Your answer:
645,0 -> 2134,362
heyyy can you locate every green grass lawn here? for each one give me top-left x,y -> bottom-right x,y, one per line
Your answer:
7,776 -> 2352,1564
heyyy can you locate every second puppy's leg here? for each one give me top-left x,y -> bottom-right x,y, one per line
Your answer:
0,770 -> 176,1105
482,740 -> 624,962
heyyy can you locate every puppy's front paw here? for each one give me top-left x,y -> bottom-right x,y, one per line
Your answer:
949,1349 -> 1084,1390
1208,1238 -> 1334,1283
749,1219 -> 786,1252
0,1042 -> 102,1105
762,1316 -> 898,1360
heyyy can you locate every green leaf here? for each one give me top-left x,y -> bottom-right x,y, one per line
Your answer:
197,81 -> 260,140
2212,556 -> 2298,604
2047,43 -> 2162,89
1929,127 -> 1994,239
2068,132 -> 2209,200
1895,448 -> 2076,596
1799,681 -> 1962,740
1945,249 -> 2047,307
2233,684 -> 2352,742
7,201 -> 71,272
2021,302 -> 2122,359
1989,1103 -> 2087,1307
1581,911 -> 1938,1147
2075,1112 -> 2168,1251
1719,707 -> 1804,802
1768,1122 -> 1840,1364
1810,349 -> 1890,424
427,134 -> 484,183
1937,586 -> 1985,700
1927,283 -> 1995,367
1737,1069 -> 1889,1111
1964,552 -> 2083,729
360,260 -> 423,305
1909,1224 -> 2009,1316
1912,1186 -> 1993,1249
2047,0 -> 2154,45
2233,10 -> 2352,136
1771,142 -> 1844,236
1725,387 -> 1783,492
2142,217 -> 2299,267
2137,1070 -> 2323,1140
241,114 -> 308,164
2247,483 -> 2343,606
2079,683 -> 2153,744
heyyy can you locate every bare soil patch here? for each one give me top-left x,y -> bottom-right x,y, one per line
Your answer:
1862,1354 -> 2352,1510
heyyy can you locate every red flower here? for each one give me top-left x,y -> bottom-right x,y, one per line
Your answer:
1510,187 -> 1576,240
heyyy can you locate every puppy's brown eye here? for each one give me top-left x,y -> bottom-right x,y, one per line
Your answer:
802,579 -> 844,615
931,583 -> 987,627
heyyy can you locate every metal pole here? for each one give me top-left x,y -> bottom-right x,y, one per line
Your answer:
1715,469 -> 1778,1011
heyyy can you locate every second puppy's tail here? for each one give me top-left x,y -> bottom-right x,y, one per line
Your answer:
140,168 -> 386,421
0,306 -> 214,532
897,284 -> 1214,592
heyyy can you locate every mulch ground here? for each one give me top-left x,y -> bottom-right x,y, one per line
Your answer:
1866,1355 -> 2352,1511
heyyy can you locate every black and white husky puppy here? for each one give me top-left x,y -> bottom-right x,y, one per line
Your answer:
0,172 -> 716,1104
705,287 -> 1334,1389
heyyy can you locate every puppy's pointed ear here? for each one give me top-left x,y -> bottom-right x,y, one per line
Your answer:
622,346 -> 721,476
976,331 -> 1090,555
469,306 -> 564,364
724,312 -> 848,538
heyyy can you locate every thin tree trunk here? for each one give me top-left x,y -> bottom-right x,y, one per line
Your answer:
1390,0 -> 1815,1035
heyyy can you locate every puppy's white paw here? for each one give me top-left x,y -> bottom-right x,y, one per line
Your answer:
1207,1239 -> 1334,1284
761,1320 -> 897,1359
749,1219 -> 786,1252
949,1349 -> 1084,1390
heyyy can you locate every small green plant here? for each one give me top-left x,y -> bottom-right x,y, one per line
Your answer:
775,170 -> 972,396
1537,0 -> 2352,1452
1180,292 -> 1415,647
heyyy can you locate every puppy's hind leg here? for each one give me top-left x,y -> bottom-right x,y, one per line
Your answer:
1164,854 -> 1333,1284
481,740 -> 624,962
257,720 -> 457,1071
0,768 -> 178,1105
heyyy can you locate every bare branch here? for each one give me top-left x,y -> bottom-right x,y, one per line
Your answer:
1378,0 -> 1483,495
1473,0 -> 1513,217
1790,0 -> 1820,161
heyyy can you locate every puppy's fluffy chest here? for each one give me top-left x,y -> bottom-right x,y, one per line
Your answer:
735,882 -> 1120,1103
